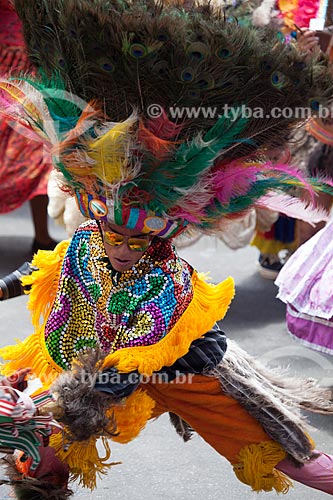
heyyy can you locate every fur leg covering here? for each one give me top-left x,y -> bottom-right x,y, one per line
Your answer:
211,340 -> 333,464
51,349 -> 118,441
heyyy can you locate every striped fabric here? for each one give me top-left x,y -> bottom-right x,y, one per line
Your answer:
165,325 -> 227,377
0,427 -> 40,469
0,389 -> 56,470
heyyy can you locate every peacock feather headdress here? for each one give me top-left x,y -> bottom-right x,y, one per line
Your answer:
1,0 -> 333,236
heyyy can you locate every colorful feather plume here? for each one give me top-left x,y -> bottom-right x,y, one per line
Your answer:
1,0 -> 333,232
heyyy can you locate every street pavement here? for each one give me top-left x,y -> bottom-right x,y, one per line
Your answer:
0,204 -> 333,500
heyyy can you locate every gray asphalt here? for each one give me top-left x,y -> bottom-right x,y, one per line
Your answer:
0,204 -> 333,500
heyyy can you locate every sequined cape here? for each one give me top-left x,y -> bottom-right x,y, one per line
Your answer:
0,220 -> 235,381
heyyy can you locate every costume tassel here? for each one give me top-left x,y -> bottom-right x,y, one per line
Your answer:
49,433 -> 120,490
233,441 -> 293,493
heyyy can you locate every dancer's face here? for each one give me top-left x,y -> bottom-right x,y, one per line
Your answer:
101,222 -> 152,272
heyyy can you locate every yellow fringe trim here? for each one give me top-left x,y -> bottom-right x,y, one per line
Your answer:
109,389 -> 156,444
0,242 -> 69,386
233,441 -> 293,493
49,433 -> 120,490
103,273 -> 235,375
22,240 -> 70,328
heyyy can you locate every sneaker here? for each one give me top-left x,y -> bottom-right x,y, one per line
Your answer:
257,253 -> 284,280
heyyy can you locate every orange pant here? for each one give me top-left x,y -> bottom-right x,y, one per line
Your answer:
144,374 -> 271,464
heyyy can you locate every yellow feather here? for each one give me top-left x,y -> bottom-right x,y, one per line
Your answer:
87,114 -> 138,183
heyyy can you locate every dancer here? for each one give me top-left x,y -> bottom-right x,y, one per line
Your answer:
1,0 -> 333,497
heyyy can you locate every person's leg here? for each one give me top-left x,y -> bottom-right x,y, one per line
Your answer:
252,215 -> 297,280
147,375 -> 270,463
145,375 -> 291,493
29,195 -> 57,251
276,451 -> 333,494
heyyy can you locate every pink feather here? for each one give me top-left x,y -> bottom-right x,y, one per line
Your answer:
170,205 -> 206,223
263,162 -> 316,203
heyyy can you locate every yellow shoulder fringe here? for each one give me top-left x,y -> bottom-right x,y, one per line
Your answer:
0,242 -> 69,385
102,272 -> 235,375
233,441 -> 293,493
23,240 -> 70,329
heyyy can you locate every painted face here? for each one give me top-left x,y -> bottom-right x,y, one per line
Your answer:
101,222 -> 152,272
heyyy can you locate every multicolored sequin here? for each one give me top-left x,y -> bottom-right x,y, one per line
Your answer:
45,220 -> 194,369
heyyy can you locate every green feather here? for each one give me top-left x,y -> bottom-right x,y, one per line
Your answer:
134,113 -> 249,212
